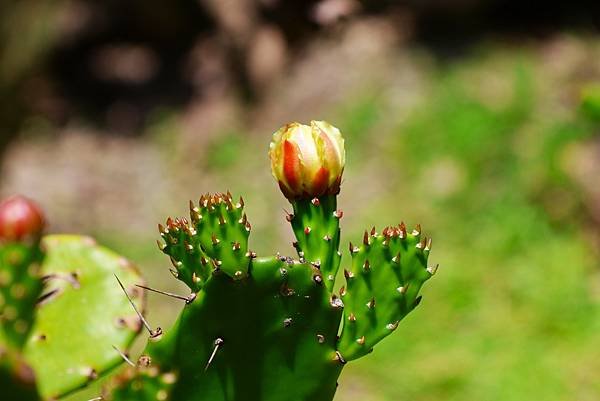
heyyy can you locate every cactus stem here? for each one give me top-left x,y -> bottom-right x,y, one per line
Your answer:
112,345 -> 135,367
114,274 -> 162,340
135,284 -> 196,304
204,338 -> 224,371
311,198 -> 320,206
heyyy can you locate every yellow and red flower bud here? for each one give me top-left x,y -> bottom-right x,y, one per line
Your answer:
0,196 -> 45,241
269,121 -> 345,200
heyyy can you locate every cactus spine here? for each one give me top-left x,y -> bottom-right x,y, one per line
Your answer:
106,121 -> 437,401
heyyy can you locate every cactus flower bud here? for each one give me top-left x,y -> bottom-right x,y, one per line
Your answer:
0,196 -> 45,241
269,121 -> 345,200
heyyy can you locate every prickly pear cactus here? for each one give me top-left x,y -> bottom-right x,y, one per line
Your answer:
106,121 -> 438,401
0,196 -> 146,401
24,235 -> 145,399
0,196 -> 46,401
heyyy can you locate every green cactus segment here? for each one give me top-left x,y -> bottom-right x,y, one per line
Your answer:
108,364 -> 177,401
126,256 -> 343,401
160,193 -> 252,289
23,235 -> 145,400
290,195 -> 342,291
0,347 -> 40,401
0,241 -> 44,350
337,224 -> 435,361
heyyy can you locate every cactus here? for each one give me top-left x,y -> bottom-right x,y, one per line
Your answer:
0,197 -> 146,400
24,235 -> 145,399
105,121 -> 438,401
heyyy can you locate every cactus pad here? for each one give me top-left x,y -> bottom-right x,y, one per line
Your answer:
110,255 -> 344,401
23,235 -> 145,399
159,193 -> 252,291
337,224 -> 435,360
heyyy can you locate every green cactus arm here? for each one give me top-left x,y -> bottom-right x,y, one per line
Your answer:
159,193 -> 252,290
336,224 -> 435,361
0,241 -> 44,350
23,235 -> 145,400
288,195 -> 342,291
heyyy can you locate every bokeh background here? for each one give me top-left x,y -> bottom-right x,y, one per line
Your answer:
2,1 -> 600,400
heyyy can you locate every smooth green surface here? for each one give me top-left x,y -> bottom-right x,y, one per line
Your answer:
24,235 -> 144,399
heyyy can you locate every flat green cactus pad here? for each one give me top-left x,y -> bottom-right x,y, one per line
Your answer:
337,224 -> 434,360
23,235 -> 145,399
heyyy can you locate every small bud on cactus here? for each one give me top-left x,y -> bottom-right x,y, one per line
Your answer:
0,196 -> 45,242
269,121 -> 345,200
